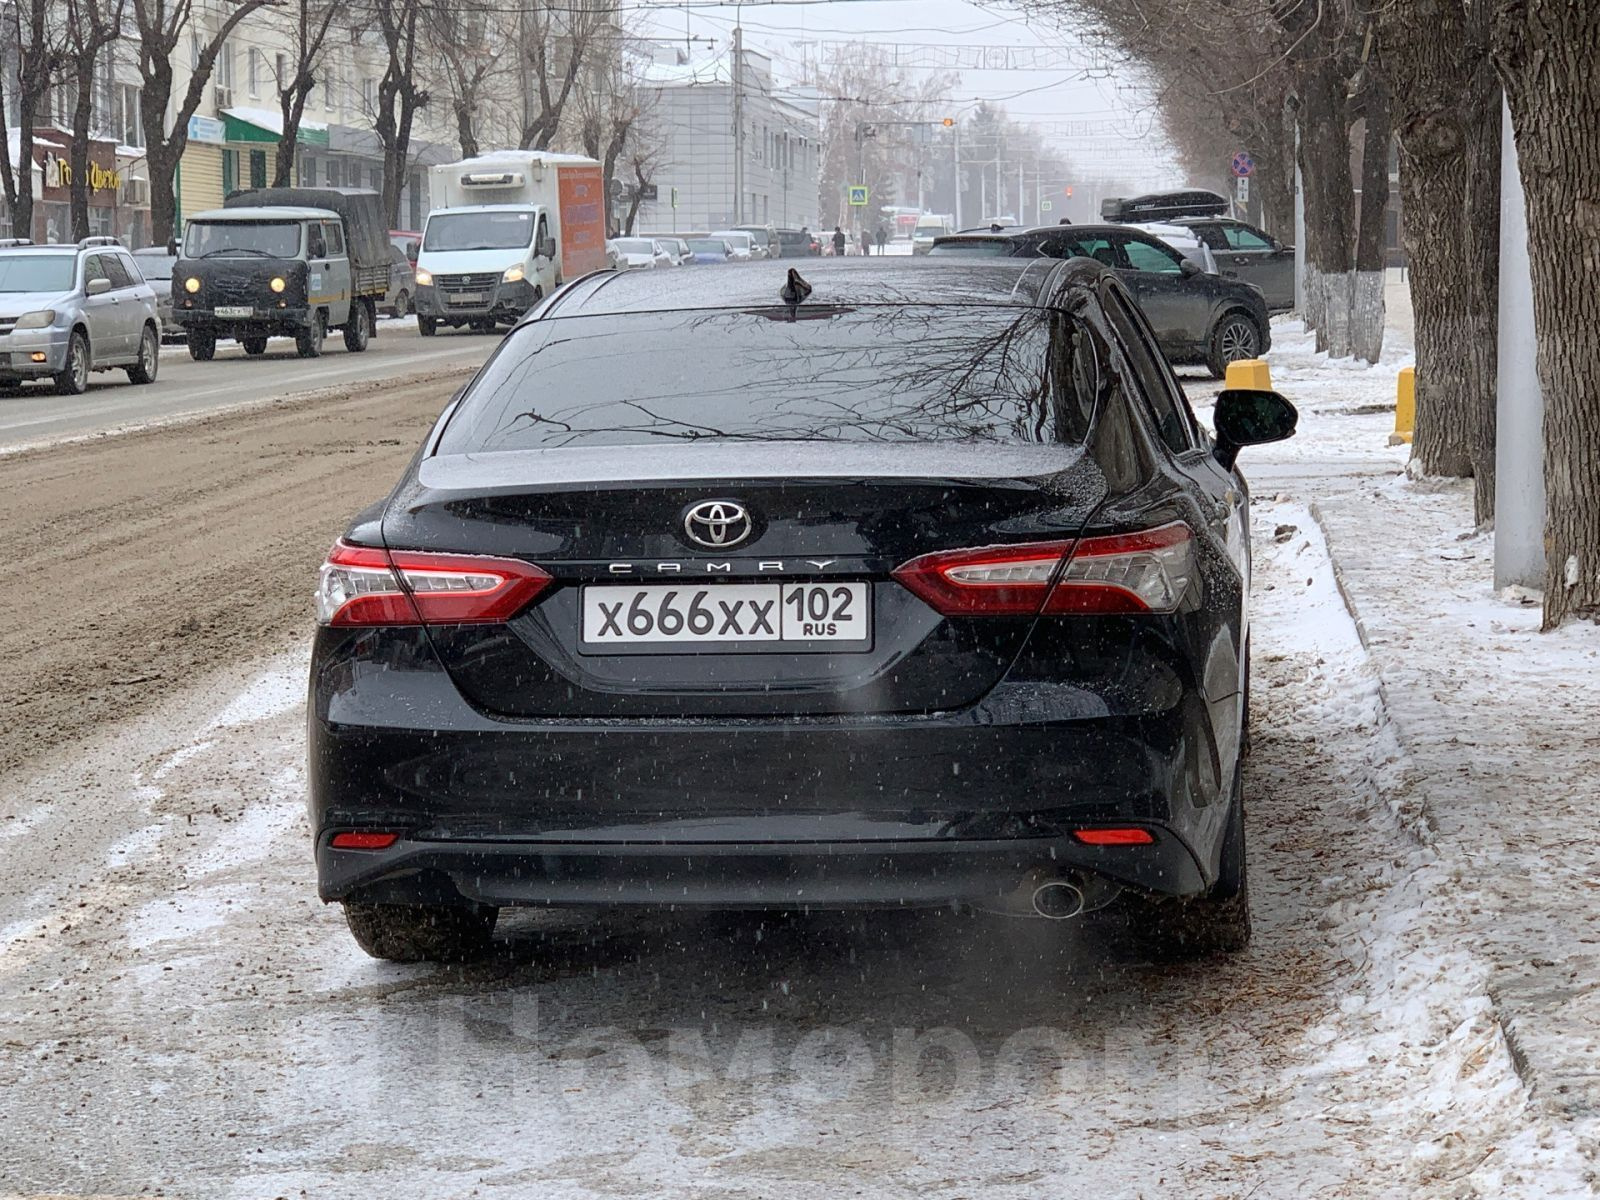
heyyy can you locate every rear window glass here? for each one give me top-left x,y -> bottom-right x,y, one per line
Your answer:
438,305 -> 1099,452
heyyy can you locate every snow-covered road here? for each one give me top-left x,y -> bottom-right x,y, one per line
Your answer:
1,494 -> 1586,1198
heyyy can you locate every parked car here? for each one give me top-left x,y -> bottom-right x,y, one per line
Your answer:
608,237 -> 674,270
930,223 -> 1271,377
1172,218 -> 1295,313
130,246 -> 183,341
775,228 -> 821,257
643,235 -> 692,266
383,243 -> 416,316
308,256 -> 1297,963
0,236 -> 161,394
389,229 -> 422,265
731,224 -> 778,259
709,230 -> 756,261
685,237 -> 733,264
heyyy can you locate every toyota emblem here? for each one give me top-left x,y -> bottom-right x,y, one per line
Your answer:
683,500 -> 753,549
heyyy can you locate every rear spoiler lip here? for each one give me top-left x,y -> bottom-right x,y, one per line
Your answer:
416,441 -> 1087,491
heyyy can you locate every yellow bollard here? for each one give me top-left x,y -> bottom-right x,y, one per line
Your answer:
1390,366 -> 1415,446
1224,359 -> 1273,391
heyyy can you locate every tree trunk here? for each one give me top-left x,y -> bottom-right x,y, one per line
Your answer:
455,98 -> 479,159
1494,0 -> 1600,625
1295,58 -> 1357,356
1378,0 -> 1500,520
274,87 -> 304,187
69,57 -> 99,241
146,140 -> 182,248
1351,74 -> 1391,365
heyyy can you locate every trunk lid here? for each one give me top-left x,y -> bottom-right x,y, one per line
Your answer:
383,441 -> 1107,718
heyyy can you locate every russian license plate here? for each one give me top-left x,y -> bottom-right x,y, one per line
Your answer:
449,292 -> 487,305
215,305 -> 253,318
581,583 -> 870,651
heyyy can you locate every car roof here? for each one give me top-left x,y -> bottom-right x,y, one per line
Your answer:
189,206 -> 338,221
545,257 -> 1086,318
0,243 -> 83,254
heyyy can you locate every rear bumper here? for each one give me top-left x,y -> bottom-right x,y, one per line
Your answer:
308,628 -> 1235,907
316,830 -> 1206,908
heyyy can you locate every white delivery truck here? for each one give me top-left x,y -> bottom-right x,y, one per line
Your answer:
414,151 -> 608,335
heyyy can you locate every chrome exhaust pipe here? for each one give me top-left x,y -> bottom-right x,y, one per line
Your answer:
1030,879 -> 1086,920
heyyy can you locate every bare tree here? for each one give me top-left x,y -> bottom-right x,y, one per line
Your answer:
1493,0 -> 1600,625
271,0 -> 339,185
2,0 -> 67,241
369,0 -> 429,227
816,44 -> 954,229
425,0 -> 510,158
517,0 -> 609,151
133,0 -> 274,244
574,25 -> 657,232
63,0 -> 127,240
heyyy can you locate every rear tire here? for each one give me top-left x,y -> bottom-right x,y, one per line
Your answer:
1123,767 -> 1251,960
342,299 -> 371,352
393,289 -> 411,316
1206,312 -> 1263,380
295,312 -> 327,358
342,901 -> 498,963
188,332 -> 216,361
54,330 -> 90,395
417,314 -> 437,337
126,325 -> 159,385
241,335 -> 268,357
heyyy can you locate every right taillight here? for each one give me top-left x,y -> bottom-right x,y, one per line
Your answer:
893,522 -> 1193,617
316,540 -> 552,627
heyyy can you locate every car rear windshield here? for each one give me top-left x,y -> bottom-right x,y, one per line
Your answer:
183,221 -> 302,259
614,238 -> 655,254
0,254 -> 75,292
928,241 -> 1012,258
424,211 -> 534,252
438,304 -> 1098,452
688,240 -> 726,253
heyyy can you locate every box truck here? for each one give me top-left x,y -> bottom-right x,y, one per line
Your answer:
414,152 -> 607,334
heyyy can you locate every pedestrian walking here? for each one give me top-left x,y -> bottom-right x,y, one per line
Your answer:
875,225 -> 888,253
831,226 -> 846,256
860,230 -> 872,256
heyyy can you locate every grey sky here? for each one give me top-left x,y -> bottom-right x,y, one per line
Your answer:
639,0 -> 1184,190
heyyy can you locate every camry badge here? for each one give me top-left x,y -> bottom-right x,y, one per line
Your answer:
683,500 -> 753,549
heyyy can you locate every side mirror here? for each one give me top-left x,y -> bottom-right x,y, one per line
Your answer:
85,277 -> 112,295
1213,388 -> 1297,469
538,236 -> 556,259
1179,259 -> 1203,278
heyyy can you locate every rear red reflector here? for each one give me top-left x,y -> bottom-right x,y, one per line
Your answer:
330,831 -> 400,850
892,523 -> 1194,617
316,540 -> 552,627
1073,828 -> 1155,846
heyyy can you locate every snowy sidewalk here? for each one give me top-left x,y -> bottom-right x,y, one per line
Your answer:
1311,477 -> 1600,1124
1241,308 -> 1600,1167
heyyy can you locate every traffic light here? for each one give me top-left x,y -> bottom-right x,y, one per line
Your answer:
1064,185 -> 1074,197
941,117 -> 955,127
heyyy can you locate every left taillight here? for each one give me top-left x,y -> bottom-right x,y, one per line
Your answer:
893,522 -> 1194,617
315,540 -> 553,627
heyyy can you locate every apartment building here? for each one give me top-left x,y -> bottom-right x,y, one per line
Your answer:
633,47 -> 821,235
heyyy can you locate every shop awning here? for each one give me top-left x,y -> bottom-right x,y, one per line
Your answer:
220,107 -> 330,148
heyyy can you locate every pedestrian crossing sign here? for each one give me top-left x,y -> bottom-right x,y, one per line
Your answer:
848,186 -> 869,206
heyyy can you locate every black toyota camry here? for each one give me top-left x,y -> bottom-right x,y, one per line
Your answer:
307,257 -> 1296,963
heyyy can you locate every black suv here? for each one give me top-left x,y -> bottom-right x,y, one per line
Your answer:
930,224 -> 1271,378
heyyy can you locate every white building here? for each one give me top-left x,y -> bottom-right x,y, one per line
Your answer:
633,47 -> 820,234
